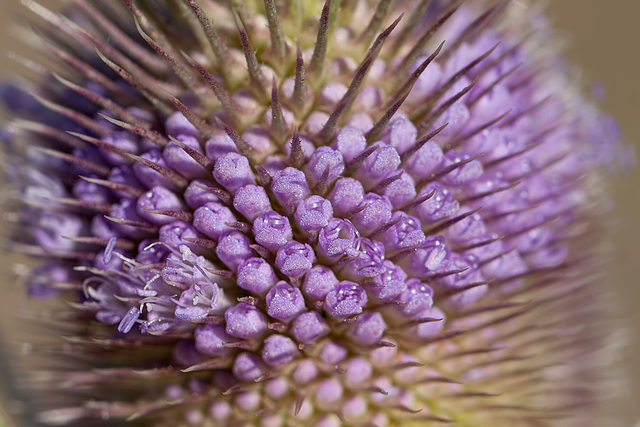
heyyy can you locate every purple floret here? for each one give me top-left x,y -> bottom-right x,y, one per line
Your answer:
193,202 -> 237,240
261,334 -> 299,367
291,311 -> 330,344
324,282 -> 368,318
236,257 -> 278,296
265,282 -> 306,322
195,324 -> 234,356
136,186 -> 186,225
347,312 -> 386,345
213,152 -> 256,195
253,211 -> 293,251
225,303 -> 268,340
275,241 -> 316,278
233,352 -> 265,382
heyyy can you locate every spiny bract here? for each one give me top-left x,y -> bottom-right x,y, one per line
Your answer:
0,0 -> 626,426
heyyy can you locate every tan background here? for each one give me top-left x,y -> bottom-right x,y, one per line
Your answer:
0,0 -> 637,425
545,2 -> 640,425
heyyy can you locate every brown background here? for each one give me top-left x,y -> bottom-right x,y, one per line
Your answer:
0,0 -> 637,425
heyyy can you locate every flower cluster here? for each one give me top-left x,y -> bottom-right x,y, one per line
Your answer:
0,0 -> 627,425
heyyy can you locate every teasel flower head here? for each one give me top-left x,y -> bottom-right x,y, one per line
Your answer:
0,0 -> 630,425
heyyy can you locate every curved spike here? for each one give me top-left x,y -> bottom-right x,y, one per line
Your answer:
32,147 -> 110,176
131,19 -> 204,99
289,128 -> 305,168
386,40 -> 445,112
366,90 -> 411,143
399,188 -> 436,211
250,244 -> 272,260
397,316 -> 444,328
428,266 -> 470,281
400,122 -> 449,163
182,0 -> 234,82
119,0 -> 189,68
467,63 -> 521,108
393,3 -> 462,76
359,0 -> 392,44
195,183 -> 232,205
213,117 -> 254,159
318,14 -> 403,143
168,136 -> 213,170
344,145 -> 380,175
455,235 -> 503,252
417,151 -> 484,187
225,221 -> 252,234
51,72 -> 150,130
389,404 -> 423,415
62,236 -> 136,251
417,77 -> 478,133
7,50 -> 49,78
485,144 -> 545,172
59,11 -> 180,98
368,215 -> 403,239
255,166 -> 273,188
103,216 -> 158,232
230,0 -> 251,27
390,361 -> 425,371
67,131 -> 134,162
124,153 -> 189,189
389,245 -> 418,262
312,164 -> 333,195
12,119 -> 85,150
457,301 -> 531,320
167,96 -> 215,140
415,375 -> 462,385
184,237 -> 218,251
72,0 -> 167,72
143,209 -> 194,222
46,197 -> 112,213
292,43 -> 308,112
501,95 -> 553,128
234,10 -> 269,101
458,180 -> 520,204
31,93 -> 110,137
446,108 -> 512,151
426,207 -> 482,235
293,395 -> 306,416
413,43 -> 500,123
93,48 -> 175,117
439,0 -> 509,62
79,176 -> 144,198
370,170 -> 404,194
308,0 -> 332,79
97,114 -> 169,147
174,1 -> 217,63
188,57 -> 240,121
263,0 -> 287,60
37,35 -> 140,104
203,268 -> 234,279
391,0 -> 435,49
270,75 -> 288,138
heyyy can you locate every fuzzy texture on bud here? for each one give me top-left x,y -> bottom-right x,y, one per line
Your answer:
0,0 -> 630,426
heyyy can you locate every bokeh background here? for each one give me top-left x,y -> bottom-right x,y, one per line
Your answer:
0,0 -> 637,425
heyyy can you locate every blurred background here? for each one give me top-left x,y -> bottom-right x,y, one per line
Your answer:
0,0 -> 637,425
